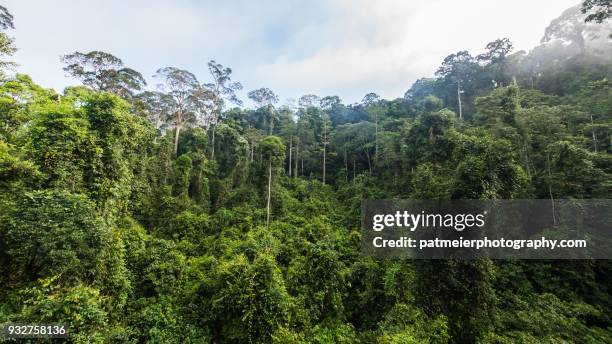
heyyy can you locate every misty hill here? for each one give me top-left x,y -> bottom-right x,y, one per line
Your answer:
538,4 -> 612,62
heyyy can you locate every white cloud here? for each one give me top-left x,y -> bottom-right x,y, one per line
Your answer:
4,0 -> 580,103
253,0 -> 580,102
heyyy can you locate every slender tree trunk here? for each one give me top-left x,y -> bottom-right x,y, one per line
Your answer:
375,111 -> 378,165
522,140 -> 532,179
295,137 -> 299,178
323,121 -> 327,184
344,148 -> 348,183
546,153 -> 556,225
211,123 -> 216,161
266,154 -> 272,228
457,81 -> 463,120
301,159 -> 304,176
590,114 -> 598,152
289,135 -> 292,177
173,124 -> 180,154
153,116 -> 162,144
174,109 -> 182,155
353,159 -> 356,181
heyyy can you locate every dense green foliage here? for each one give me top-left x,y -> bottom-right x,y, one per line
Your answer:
0,4 -> 611,344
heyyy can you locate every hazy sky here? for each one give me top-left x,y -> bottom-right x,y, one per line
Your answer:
4,0 -> 579,105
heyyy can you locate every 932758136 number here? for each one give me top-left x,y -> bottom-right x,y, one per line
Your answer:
2,323 -> 69,338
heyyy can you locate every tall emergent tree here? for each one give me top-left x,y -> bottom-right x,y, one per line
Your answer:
133,91 -> 175,132
362,92 -> 380,105
298,94 -> 320,108
0,5 -> 16,74
203,60 -> 242,161
154,67 -> 201,155
477,38 -> 514,87
62,51 -> 146,98
362,93 -> 383,164
0,5 -> 13,30
248,87 -> 279,108
248,87 -> 279,135
436,51 -> 479,119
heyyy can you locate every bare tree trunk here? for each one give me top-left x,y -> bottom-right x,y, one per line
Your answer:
375,111 -> 378,165
295,137 -> 299,178
153,116 -> 162,144
457,81 -> 463,120
174,124 -> 181,155
590,114 -> 598,152
289,135 -> 292,177
266,154 -> 272,228
174,109 -> 182,155
344,148 -> 348,183
323,121 -> 327,184
211,123 -> 216,161
546,153 -> 557,225
522,140 -> 532,179
353,159 -> 356,181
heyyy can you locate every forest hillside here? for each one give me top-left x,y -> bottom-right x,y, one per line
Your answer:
0,3 -> 611,343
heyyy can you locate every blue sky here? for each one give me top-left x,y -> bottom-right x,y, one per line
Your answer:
4,0 -> 579,105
